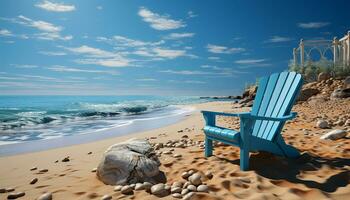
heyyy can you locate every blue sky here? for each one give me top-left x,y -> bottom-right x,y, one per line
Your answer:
0,0 -> 349,96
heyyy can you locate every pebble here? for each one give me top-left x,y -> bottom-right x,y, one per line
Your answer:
183,181 -> 190,189
151,183 -> 169,197
62,156 -> 70,162
39,169 -> 48,173
135,183 -> 144,190
7,192 -> 25,199
205,171 -> 213,179
182,192 -> 194,200
30,178 -> 38,184
320,129 -> 348,140
30,167 -> 37,171
172,181 -> 183,188
316,120 -> 329,129
163,151 -> 172,155
197,185 -> 209,193
91,168 -> 97,172
101,194 -> 112,200
187,185 -> 197,192
172,193 -> 182,198
114,185 -> 122,191
6,188 -> 15,192
129,183 -> 136,189
181,172 -> 190,179
37,193 -> 52,200
181,188 -> 189,195
88,151 -> 92,154
171,187 -> 182,194
121,185 -> 133,194
188,173 -> 202,186
173,154 -> 182,158
0,188 -> 5,193
143,182 -> 153,191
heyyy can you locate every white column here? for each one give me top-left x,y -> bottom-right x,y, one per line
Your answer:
347,31 -> 350,66
293,48 -> 297,66
333,37 -> 338,64
299,39 -> 304,66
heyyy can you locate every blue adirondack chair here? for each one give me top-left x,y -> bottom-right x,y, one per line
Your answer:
202,72 -> 303,171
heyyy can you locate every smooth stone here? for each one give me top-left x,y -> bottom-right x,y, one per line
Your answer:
101,194 -> 112,200
88,151 -> 92,154
183,181 -> 190,189
30,178 -> 38,184
320,129 -> 348,140
135,183 -> 144,190
171,187 -> 182,194
182,192 -> 194,200
0,188 -> 5,193
316,120 -> 329,129
129,184 -> 136,189
163,151 -> 172,155
62,157 -> 70,162
39,169 -> 48,173
205,171 -> 213,179
172,181 -> 183,188
181,189 -> 189,195
91,168 -> 97,173
7,192 -> 25,199
151,183 -> 168,197
37,193 -> 52,200
30,167 -> 37,171
172,193 -> 182,198
121,185 -> 133,194
187,185 -> 197,192
188,173 -> 202,186
181,172 -> 190,179
114,185 -> 122,191
197,185 -> 209,193
173,154 -> 182,158
187,170 -> 194,176
6,188 -> 15,192
143,182 -> 153,191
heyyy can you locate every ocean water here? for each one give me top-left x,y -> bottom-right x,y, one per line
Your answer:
0,95 -> 214,145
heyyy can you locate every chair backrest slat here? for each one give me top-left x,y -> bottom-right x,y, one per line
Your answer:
251,72 -> 303,141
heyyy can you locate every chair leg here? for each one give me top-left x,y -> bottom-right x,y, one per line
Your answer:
240,147 -> 249,171
205,137 -> 213,157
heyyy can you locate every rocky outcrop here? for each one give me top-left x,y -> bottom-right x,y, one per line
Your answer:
97,139 -> 161,185
331,88 -> 350,99
317,72 -> 331,82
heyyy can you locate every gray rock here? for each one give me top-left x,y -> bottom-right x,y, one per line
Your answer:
183,181 -> 190,189
331,88 -> 350,99
182,192 -> 194,200
187,185 -> 197,192
172,181 -> 183,188
97,139 -> 160,185
181,172 -> 190,179
7,192 -> 25,199
101,194 -> 112,200
171,187 -> 182,194
188,173 -> 202,186
142,182 -> 153,191
320,129 -> 348,140
316,120 -> 329,129
135,183 -> 144,190
205,171 -> 213,179
121,185 -> 133,194
197,185 -> 209,193
318,72 -> 331,82
298,88 -> 319,101
172,193 -> 182,198
37,193 -> 52,200
30,177 -> 38,184
151,183 -> 169,197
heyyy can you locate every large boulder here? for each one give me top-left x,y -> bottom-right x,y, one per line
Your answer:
242,85 -> 257,99
331,88 -> 350,99
298,88 -> 320,102
317,72 -> 331,82
97,139 -> 160,185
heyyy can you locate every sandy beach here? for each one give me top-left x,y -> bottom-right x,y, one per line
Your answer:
0,99 -> 349,200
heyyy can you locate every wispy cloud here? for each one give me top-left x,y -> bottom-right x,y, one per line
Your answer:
35,1 -> 75,12
208,56 -> 220,60
138,7 -> 186,30
169,80 -> 205,84
97,35 -> 164,47
164,32 -> 195,40
153,48 -> 186,59
187,11 -> 197,18
39,51 -> 66,56
136,78 -> 157,81
0,29 -> 13,36
2,15 -> 72,41
265,36 -> 293,43
12,64 -> 39,69
235,59 -> 266,64
207,44 -> 245,54
63,45 -> 131,67
298,22 -> 330,29
48,65 -> 119,75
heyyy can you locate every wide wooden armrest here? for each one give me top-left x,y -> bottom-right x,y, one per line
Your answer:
201,111 -> 251,118
249,112 -> 297,121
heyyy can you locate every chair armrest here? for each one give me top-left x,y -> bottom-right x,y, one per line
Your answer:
201,110 -> 251,118
249,112 -> 297,121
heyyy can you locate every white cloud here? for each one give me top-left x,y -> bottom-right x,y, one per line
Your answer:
0,29 -> 13,36
12,64 -> 39,68
265,36 -> 293,43
153,48 -> 186,59
235,59 -> 266,64
136,78 -> 157,81
64,45 -> 131,67
18,15 -> 62,32
298,22 -> 329,29
187,11 -> 197,18
35,32 -> 73,41
208,56 -> 220,60
108,35 -> 164,47
39,51 -> 66,56
48,65 -> 119,75
35,1 -> 76,12
207,44 -> 245,54
138,7 -> 186,30
165,32 -> 195,40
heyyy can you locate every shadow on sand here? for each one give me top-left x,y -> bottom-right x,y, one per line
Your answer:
224,152 -> 350,193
